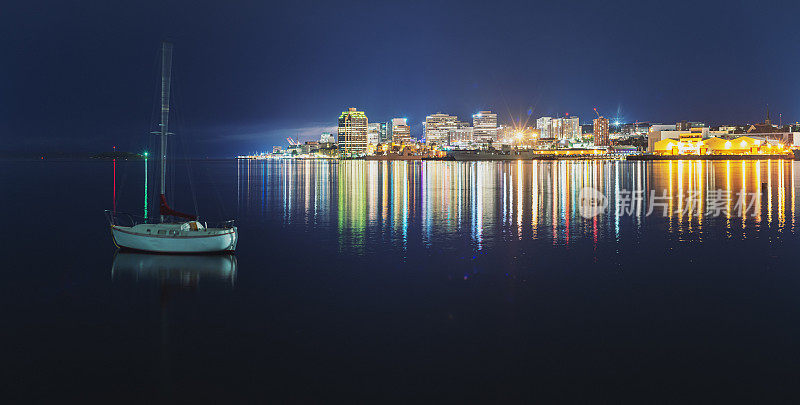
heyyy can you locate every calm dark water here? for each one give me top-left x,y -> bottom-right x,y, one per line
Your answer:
4,158 -> 800,402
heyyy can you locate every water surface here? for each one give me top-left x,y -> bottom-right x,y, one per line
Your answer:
4,159 -> 800,402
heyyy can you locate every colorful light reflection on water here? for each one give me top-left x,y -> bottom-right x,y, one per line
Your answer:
236,159 -> 798,251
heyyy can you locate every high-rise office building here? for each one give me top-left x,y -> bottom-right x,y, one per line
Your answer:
449,121 -> 473,145
424,113 -> 459,145
367,123 -> 382,145
472,111 -> 498,143
388,118 -> 411,144
593,117 -> 610,146
538,116 -> 580,141
366,122 -> 388,143
376,122 -> 388,143
560,116 -> 580,140
337,107 -> 368,157
537,117 -> 554,139
551,118 -> 563,140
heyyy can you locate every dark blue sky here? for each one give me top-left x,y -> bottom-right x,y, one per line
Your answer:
3,0 -> 799,156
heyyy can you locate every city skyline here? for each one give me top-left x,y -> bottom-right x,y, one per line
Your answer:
248,103 -> 795,160
253,103 -> 794,154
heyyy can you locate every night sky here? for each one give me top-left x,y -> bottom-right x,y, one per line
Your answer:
4,0 -> 800,157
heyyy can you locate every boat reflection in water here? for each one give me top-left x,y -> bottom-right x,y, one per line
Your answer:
111,251 -> 237,288
109,251 -> 237,399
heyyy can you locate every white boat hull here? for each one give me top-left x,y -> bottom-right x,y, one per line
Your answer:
111,224 -> 238,253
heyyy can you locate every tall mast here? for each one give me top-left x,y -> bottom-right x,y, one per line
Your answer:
159,42 -> 173,221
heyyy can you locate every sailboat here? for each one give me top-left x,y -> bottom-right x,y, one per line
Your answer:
106,42 -> 238,253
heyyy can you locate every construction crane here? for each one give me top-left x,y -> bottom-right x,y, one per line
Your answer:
594,108 -> 601,119
286,137 -> 298,146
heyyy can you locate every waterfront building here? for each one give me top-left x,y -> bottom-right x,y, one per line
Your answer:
424,113 -> 459,145
472,111 -> 498,144
738,131 -> 800,148
653,135 -> 789,156
377,122 -> 388,143
449,122 -> 473,145
536,116 -> 580,141
497,125 -> 518,144
651,129 -> 707,155
338,107 -> 368,157
593,117 -> 610,146
301,141 -> 319,155
536,117 -> 554,139
367,123 -> 382,145
559,116 -> 580,141
287,144 -> 302,155
552,118 -> 563,141
387,118 -> 411,144
365,122 -> 388,143
646,124 -> 677,152
644,126 -> 798,155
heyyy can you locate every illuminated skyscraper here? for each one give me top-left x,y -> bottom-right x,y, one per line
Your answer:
560,116 -> 580,141
377,122 -> 388,143
472,111 -> 497,143
538,116 -> 580,141
424,113 -> 458,145
388,118 -> 411,144
338,107 -> 368,157
367,123 -> 382,145
593,117 -> 610,146
449,121 -> 473,145
536,117 -> 554,139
